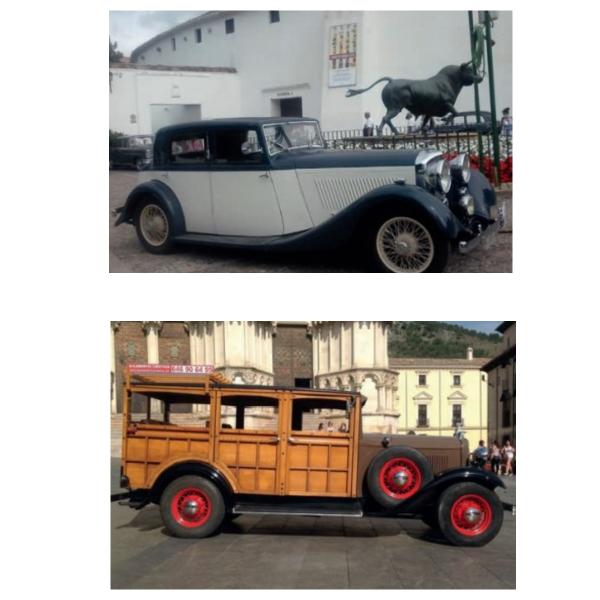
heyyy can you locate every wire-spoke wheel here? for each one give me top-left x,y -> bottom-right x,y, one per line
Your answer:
375,216 -> 435,272
134,199 -> 174,254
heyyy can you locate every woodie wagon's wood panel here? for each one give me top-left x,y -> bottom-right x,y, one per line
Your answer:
123,425 -> 211,489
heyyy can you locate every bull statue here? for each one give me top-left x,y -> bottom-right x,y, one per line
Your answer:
345,62 -> 484,134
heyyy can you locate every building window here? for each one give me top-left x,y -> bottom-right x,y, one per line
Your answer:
195,28 -> 202,43
418,374 -> 427,386
452,404 -> 463,427
156,46 -> 162,53
453,375 -> 461,386
417,404 -> 428,428
294,378 -> 311,388
171,37 -> 176,51
225,18 -> 235,34
269,11 -> 280,23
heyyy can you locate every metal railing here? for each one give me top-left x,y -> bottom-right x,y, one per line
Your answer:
322,128 -> 511,157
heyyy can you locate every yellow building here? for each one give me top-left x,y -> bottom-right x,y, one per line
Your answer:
391,349 -> 488,449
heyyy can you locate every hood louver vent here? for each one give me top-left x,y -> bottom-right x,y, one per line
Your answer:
315,176 -> 397,212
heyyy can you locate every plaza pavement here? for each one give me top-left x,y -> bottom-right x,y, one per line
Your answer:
111,458 -> 515,589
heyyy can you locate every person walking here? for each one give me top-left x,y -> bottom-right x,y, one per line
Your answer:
490,440 -> 502,474
502,439 -> 515,476
362,112 -> 375,137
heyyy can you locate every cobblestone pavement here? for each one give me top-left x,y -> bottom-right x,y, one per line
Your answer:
109,171 -> 512,273
111,459 -> 515,589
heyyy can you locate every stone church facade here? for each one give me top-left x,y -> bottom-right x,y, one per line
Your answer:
111,320 -> 399,433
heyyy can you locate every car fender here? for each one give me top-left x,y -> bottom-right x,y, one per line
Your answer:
114,179 -> 186,235
390,467 -> 505,515
266,183 -> 465,252
148,459 -> 237,504
467,169 -> 497,216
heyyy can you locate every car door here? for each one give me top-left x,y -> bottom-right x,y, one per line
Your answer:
158,130 -> 215,234
210,127 -> 284,236
283,395 -> 358,497
214,391 -> 283,494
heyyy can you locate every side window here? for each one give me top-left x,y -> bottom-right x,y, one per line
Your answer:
130,392 -> 210,428
220,395 -> 278,431
291,398 -> 351,434
212,129 -> 264,165
169,133 -> 208,165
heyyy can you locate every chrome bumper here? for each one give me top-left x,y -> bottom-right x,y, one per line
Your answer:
458,202 -> 506,255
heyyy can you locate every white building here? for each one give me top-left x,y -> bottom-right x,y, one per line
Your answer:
110,10 -> 512,134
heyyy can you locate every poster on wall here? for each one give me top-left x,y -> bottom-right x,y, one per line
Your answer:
328,23 -> 357,87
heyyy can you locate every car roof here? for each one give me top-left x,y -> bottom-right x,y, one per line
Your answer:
156,117 -> 319,134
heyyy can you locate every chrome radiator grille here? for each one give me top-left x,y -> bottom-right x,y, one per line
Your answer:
315,176 -> 397,211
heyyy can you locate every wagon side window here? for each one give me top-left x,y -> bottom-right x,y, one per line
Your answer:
220,395 -> 278,431
291,398 -> 351,435
130,392 -> 211,428
168,133 -> 208,165
212,128 -> 264,165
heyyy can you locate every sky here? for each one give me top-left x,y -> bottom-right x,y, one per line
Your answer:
443,322 -> 502,334
109,11 -> 204,55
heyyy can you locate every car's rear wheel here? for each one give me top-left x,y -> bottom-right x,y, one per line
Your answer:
135,158 -> 146,171
160,476 -> 225,538
366,447 -> 433,510
368,212 -> 448,272
436,482 -> 504,546
134,198 -> 174,254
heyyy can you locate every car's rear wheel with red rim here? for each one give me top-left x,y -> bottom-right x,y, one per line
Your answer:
160,476 -> 225,538
366,447 -> 433,510
437,482 -> 504,546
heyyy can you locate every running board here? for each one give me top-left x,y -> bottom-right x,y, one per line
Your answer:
233,499 -> 363,518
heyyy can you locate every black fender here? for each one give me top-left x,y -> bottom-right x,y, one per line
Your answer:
148,461 -> 235,507
467,169 -> 497,217
265,183 -> 467,253
391,467 -> 505,515
114,179 -> 186,235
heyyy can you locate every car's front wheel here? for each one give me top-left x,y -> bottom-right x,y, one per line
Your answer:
160,476 -> 225,538
436,482 -> 504,546
368,212 -> 448,272
134,198 -> 174,254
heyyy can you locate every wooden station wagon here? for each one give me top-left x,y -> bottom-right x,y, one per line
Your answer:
117,365 -> 506,546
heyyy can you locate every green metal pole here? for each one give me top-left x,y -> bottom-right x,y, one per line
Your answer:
484,11 -> 501,185
468,11 -> 484,169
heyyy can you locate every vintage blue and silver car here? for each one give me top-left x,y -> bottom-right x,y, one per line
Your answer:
113,117 -> 504,272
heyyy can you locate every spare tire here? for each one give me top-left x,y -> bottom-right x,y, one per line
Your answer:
367,447 -> 433,509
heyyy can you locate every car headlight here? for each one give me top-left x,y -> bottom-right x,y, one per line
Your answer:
433,159 -> 452,194
450,153 -> 471,184
458,193 -> 475,216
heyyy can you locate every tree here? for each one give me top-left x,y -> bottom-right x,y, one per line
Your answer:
109,38 -> 123,64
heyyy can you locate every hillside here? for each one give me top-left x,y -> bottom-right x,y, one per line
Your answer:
388,322 -> 502,359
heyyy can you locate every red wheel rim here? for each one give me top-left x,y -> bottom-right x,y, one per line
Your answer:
170,487 -> 212,528
450,494 -> 493,536
378,457 -> 423,499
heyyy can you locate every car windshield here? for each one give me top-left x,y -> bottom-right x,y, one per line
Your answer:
263,122 -> 324,155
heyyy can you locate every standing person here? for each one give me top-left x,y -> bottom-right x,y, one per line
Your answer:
362,112 -> 375,137
500,107 -> 512,137
327,421 -> 334,432
502,439 -> 515,476
317,422 -> 324,432
472,440 -> 489,468
490,440 -> 501,474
